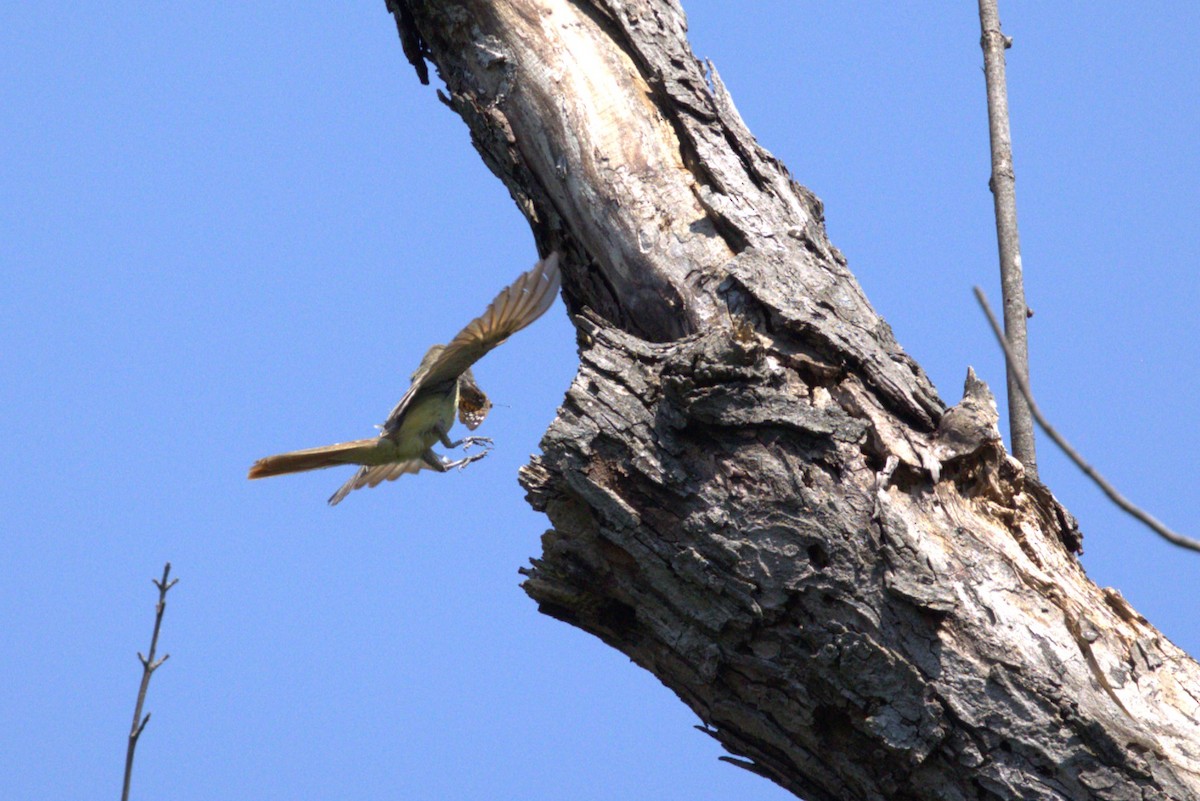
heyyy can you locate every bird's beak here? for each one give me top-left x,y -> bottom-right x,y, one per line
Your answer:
457,371 -> 492,430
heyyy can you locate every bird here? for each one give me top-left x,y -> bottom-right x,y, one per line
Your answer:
248,252 -> 561,505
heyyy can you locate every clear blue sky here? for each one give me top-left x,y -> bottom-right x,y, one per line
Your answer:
3,3 -> 1197,799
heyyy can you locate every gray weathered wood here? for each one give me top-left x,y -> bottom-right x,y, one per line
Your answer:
385,2 -> 1200,798
978,0 -> 1038,478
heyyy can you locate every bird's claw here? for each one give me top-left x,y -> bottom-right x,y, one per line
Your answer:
453,449 -> 489,471
461,436 -> 494,451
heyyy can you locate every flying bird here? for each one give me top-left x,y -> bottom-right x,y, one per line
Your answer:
249,252 -> 561,505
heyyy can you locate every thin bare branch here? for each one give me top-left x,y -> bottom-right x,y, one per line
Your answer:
974,287 -> 1200,553
122,563 -> 177,801
978,0 -> 1038,477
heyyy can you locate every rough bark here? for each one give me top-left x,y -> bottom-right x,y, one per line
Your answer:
384,2 -> 1200,799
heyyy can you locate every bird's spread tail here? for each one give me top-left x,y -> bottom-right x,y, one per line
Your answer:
248,438 -> 380,479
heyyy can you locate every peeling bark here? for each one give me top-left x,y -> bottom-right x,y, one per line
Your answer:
384,2 -> 1200,799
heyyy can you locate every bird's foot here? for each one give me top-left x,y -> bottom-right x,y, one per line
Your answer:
461,436 -> 494,451
444,449 -> 489,471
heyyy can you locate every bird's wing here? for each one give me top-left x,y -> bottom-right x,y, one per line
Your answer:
382,252 -> 561,430
328,459 -> 429,505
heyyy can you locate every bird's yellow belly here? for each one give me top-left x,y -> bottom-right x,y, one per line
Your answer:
377,387 -> 458,463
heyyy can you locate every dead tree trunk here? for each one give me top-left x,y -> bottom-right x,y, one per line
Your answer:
384,2 -> 1200,799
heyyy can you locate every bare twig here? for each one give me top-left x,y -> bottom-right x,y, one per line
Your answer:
122,563 -> 179,801
974,287 -> 1200,553
978,0 -> 1038,477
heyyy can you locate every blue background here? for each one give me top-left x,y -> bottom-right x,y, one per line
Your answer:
3,3 -> 1196,799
